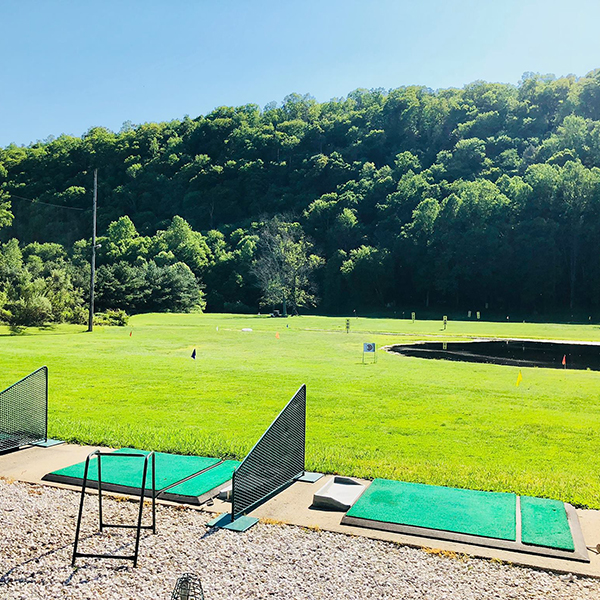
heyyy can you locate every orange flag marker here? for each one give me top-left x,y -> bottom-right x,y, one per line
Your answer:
275,332 -> 280,339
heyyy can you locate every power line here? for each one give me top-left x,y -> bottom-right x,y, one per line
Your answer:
7,193 -> 86,211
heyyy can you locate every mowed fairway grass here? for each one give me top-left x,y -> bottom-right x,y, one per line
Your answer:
1,313 -> 600,508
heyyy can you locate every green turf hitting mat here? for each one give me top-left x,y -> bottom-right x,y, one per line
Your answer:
346,479 -> 517,540
161,460 -> 240,504
520,496 -> 574,551
341,478 -> 588,562
43,448 -> 221,495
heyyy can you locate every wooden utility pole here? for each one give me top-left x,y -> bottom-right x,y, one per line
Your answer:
87,169 -> 98,332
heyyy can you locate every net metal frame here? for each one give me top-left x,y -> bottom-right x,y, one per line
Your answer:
0,366 -> 48,453
231,384 -> 306,520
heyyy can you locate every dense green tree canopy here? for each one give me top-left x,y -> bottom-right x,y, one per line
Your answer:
3,68 -> 600,320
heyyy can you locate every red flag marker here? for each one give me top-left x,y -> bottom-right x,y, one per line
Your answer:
562,354 -> 566,367
130,331 -> 132,337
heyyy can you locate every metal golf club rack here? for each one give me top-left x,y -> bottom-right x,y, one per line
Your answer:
72,449 -> 157,567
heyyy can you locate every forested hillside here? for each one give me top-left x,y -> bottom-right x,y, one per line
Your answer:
2,69 -> 600,321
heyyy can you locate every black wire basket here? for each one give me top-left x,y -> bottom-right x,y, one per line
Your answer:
171,573 -> 205,600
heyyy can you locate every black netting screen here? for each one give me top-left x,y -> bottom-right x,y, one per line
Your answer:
0,366 -> 48,453
232,384 -> 306,519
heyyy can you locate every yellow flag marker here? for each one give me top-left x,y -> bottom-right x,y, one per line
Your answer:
516,370 -> 523,387
275,332 -> 280,339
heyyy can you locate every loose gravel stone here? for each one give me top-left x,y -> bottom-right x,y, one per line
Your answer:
0,478 -> 598,599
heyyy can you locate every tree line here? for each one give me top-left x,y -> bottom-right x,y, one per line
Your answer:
2,69 -> 600,324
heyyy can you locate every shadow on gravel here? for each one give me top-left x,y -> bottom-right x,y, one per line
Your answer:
0,531 -> 145,586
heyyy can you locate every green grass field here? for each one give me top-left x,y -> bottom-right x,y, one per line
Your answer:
1,313 -> 600,508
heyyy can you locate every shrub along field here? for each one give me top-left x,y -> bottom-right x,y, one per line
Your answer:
1,313 -> 600,508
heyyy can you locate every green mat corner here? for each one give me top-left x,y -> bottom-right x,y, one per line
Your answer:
165,460 -> 240,497
520,496 -> 574,551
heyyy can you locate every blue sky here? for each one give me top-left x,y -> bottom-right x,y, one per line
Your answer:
1,0 -> 599,147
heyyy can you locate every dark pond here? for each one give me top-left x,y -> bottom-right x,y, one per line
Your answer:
389,340 -> 600,371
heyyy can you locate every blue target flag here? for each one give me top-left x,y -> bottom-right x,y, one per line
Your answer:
191,349 -> 196,360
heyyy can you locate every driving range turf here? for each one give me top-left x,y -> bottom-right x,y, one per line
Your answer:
1,313 -> 600,508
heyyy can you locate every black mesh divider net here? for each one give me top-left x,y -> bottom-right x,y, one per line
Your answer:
0,366 -> 48,453
232,384 -> 306,519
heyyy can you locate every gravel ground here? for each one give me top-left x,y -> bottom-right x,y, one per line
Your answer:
1,478 -> 599,600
